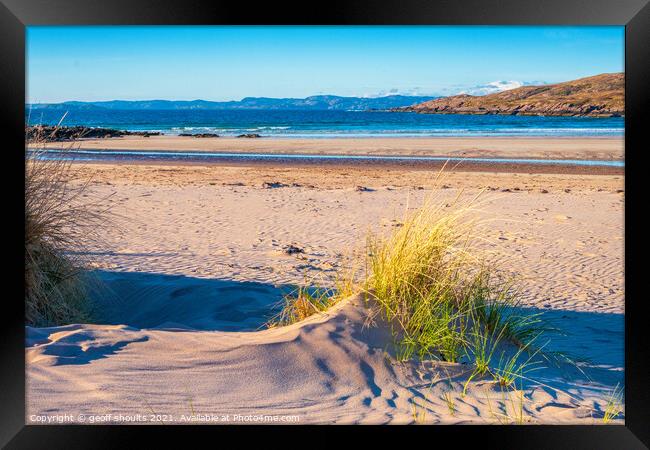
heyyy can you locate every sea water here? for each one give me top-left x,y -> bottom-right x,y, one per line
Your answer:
26,109 -> 624,138
30,149 -> 625,167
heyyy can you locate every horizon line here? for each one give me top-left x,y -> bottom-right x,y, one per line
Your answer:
26,71 -> 623,105
27,93 -> 440,105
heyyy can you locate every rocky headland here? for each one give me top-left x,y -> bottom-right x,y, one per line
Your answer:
395,73 -> 623,117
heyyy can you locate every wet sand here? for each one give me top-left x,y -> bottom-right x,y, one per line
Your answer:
37,135 -> 625,161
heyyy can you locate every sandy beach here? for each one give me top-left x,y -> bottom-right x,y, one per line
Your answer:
38,135 -> 625,161
26,152 -> 624,424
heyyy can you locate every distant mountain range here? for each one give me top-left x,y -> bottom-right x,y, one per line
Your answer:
29,73 -> 624,117
396,73 -> 624,117
28,95 -> 438,112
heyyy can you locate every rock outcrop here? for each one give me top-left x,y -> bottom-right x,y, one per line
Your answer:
26,125 -> 161,142
396,73 -> 623,117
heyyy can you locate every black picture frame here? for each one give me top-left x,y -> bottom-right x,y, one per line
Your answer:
2,0 -> 647,447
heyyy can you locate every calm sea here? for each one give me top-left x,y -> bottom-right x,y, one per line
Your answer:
26,109 -> 624,138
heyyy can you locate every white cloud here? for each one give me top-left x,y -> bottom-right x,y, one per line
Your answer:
458,80 -> 524,95
358,80 -> 547,98
363,87 -> 427,98
455,80 -> 546,96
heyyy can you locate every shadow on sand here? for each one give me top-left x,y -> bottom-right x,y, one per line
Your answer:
85,270 -> 291,332
30,269 -> 624,389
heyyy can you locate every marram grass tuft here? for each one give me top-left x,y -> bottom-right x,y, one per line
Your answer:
270,171 -> 552,387
25,126 -> 111,326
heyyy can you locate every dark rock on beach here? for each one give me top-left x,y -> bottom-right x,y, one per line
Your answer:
283,245 -> 305,255
26,125 -> 161,142
236,133 -> 262,138
262,181 -> 289,189
179,133 -> 220,138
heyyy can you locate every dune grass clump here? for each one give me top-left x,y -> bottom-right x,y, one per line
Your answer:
268,285 -> 338,327
269,177 -> 551,390
366,193 -> 544,367
25,127 -> 108,326
266,267 -> 358,328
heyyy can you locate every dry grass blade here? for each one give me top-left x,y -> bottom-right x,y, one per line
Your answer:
602,384 -> 624,424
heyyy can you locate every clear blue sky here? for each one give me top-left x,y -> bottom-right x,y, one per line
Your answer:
27,26 -> 624,103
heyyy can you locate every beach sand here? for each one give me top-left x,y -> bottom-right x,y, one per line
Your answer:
25,156 -> 624,424
39,135 -> 625,160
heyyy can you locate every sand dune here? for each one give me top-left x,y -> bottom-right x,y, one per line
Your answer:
26,163 -> 624,424
27,293 -> 622,424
